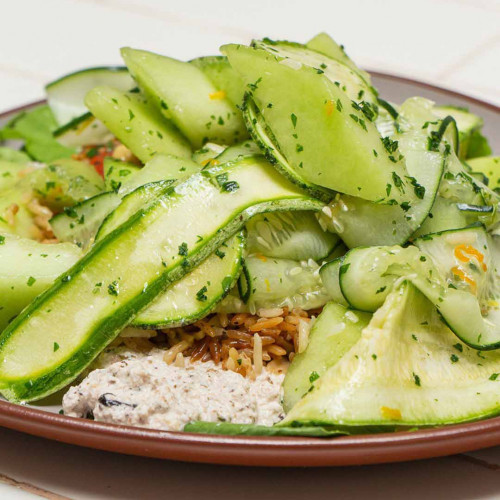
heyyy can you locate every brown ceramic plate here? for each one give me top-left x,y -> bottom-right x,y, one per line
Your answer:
0,72 -> 499,467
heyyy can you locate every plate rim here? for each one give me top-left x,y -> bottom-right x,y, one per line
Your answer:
0,72 -> 499,467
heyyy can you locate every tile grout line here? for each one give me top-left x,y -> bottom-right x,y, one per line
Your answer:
0,472 -> 71,500
73,0 -> 259,40
436,0 -> 500,14
454,454 -> 500,472
434,33 -> 500,81
0,64 -> 50,83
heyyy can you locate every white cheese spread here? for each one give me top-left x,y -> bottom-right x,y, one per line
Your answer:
62,349 -> 285,431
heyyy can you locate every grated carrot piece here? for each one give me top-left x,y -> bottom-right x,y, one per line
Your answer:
381,406 -> 402,420
451,266 -> 477,292
325,100 -> 335,116
256,253 -> 267,262
209,90 -> 227,100
454,244 -> 487,271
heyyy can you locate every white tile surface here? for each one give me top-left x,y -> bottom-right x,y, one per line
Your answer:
0,1 -> 499,497
0,0 -> 498,111
0,427 -> 498,500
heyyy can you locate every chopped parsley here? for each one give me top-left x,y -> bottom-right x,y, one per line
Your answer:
407,176 -> 426,199
450,354 -> 459,363
63,206 -> 78,219
26,276 -> 36,287
309,371 -> 320,383
391,172 -> 404,193
215,173 -> 228,187
413,372 -> 421,387
86,147 -> 99,158
215,249 -> 225,259
107,281 -> 119,296
196,286 -> 208,302
178,242 -> 188,256
0,235 -> 4,245
381,136 -> 398,154
222,180 -> 240,192
291,113 -> 297,128
427,131 -> 441,152
489,373 -> 499,381
53,342 -> 60,352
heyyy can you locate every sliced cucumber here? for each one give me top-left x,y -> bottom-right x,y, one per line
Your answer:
103,158 -> 141,191
413,196 -> 471,237
283,302 -> 371,412
440,150 -> 486,206
339,245 -> 424,311
467,156 -> 500,190
246,210 -> 338,261
375,103 -> 398,138
214,140 -> 261,164
239,255 -> 329,311
242,97 -> 332,202
26,158 -> 104,210
46,66 -> 134,126
434,105 -> 488,159
189,55 -> 246,107
50,191 -> 118,248
323,241 -> 348,261
121,153 -> 200,188
224,43 -> 411,203
85,86 -> 191,163
318,258 -> 348,306
336,240 -> 500,349
53,113 -> 112,148
0,161 -> 29,191
0,188 -> 45,239
0,155 -> 323,402
0,235 -> 82,331
50,154 -> 198,247
0,147 -> 31,164
192,143 -> 227,166
133,232 -> 245,328
95,180 -> 173,242
252,38 -> 377,106
0,158 -> 105,235
121,48 -> 248,148
96,184 -> 245,328
306,33 -> 372,88
316,98 -> 445,247
283,282 -> 500,430
414,225 -> 497,308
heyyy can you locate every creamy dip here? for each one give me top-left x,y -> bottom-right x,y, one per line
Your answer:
62,349 -> 285,431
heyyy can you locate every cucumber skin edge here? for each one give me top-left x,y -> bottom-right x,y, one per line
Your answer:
0,168 -> 323,402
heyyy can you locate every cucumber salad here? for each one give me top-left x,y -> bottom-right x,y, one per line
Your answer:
0,33 -> 499,436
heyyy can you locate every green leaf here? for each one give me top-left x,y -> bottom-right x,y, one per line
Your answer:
0,105 -> 74,162
183,421 -> 345,437
466,130 -> 492,159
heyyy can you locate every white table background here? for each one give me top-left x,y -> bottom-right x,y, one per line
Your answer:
1,0 -> 499,497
